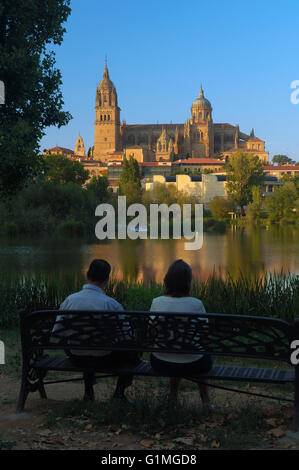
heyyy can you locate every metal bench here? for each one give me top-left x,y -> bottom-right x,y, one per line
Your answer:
16,309 -> 299,430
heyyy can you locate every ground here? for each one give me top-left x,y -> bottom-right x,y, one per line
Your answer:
0,371 -> 298,451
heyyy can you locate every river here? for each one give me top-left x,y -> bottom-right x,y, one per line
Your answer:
0,226 -> 298,283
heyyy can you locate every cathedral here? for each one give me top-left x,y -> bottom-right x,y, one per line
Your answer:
93,61 -> 269,164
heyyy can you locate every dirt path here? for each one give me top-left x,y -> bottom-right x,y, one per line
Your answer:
0,374 -> 298,451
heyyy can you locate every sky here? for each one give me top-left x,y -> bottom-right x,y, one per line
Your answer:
40,0 -> 299,162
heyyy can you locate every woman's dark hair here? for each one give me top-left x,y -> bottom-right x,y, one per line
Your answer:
164,259 -> 192,297
87,259 -> 111,283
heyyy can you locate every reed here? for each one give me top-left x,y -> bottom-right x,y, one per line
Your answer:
0,270 -> 298,328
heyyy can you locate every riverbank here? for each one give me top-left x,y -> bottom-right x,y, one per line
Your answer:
0,271 -> 298,328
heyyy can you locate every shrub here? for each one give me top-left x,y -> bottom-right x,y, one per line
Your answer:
1,221 -> 19,237
58,220 -> 86,238
210,196 -> 235,221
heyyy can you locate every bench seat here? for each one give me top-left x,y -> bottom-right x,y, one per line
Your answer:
34,356 -> 295,384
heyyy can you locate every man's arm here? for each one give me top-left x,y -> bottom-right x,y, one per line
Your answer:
52,298 -> 73,336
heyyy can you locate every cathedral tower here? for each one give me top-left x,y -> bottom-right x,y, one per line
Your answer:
74,135 -> 86,157
94,60 -> 121,161
187,86 -> 214,157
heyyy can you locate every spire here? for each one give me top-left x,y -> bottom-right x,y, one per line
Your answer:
199,84 -> 204,97
250,128 -> 255,138
103,56 -> 109,79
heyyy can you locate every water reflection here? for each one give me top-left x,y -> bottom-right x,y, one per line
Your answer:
0,226 -> 298,283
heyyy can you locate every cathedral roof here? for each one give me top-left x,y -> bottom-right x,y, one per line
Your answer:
98,61 -> 116,91
192,86 -> 212,109
247,137 -> 264,142
174,158 -> 224,165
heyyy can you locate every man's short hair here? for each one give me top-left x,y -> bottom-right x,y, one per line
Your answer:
87,259 -> 111,283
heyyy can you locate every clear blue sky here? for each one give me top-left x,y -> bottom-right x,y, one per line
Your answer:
40,0 -> 299,162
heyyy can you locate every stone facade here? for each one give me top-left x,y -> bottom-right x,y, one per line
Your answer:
74,135 -> 86,157
146,173 -> 282,207
94,60 -> 121,162
93,63 -> 269,164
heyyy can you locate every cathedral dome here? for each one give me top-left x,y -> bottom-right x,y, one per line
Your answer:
192,86 -> 212,108
97,61 -> 116,91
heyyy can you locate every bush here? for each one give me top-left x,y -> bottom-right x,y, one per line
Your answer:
58,220 -> 86,238
1,221 -> 19,237
210,196 -> 235,221
203,218 -> 226,233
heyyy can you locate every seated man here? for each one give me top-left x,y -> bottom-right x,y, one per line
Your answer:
53,259 -> 140,402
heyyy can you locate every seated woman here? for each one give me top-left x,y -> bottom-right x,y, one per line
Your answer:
150,259 -> 213,408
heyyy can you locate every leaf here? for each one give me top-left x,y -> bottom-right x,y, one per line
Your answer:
282,407 -> 294,419
211,440 -> 220,448
85,424 -> 93,430
173,437 -> 193,446
262,407 -> 277,417
38,429 -> 52,436
267,427 -> 285,438
140,440 -> 155,448
265,418 -> 277,427
108,424 -> 120,433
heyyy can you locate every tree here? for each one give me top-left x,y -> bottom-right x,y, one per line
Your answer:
118,155 -> 142,204
272,155 -> 296,166
86,175 -> 110,201
209,196 -> 235,220
264,183 -> 297,224
43,153 -> 89,185
0,1 -> 72,197
246,186 -> 263,222
142,182 -> 192,209
225,152 -> 264,214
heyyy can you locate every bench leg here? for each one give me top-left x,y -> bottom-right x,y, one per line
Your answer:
83,372 -> 95,401
38,381 -> 47,399
293,365 -> 299,432
16,378 -> 30,413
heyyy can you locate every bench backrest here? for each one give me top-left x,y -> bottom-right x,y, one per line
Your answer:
19,309 -> 295,364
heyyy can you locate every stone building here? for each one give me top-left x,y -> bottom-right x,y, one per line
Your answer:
146,173 -> 282,207
93,63 -> 269,164
74,135 -> 86,157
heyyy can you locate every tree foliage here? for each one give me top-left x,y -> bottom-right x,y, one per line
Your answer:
246,186 -> 263,222
142,182 -> 194,209
118,155 -> 142,204
264,183 -> 297,224
0,0 -> 72,197
43,153 -> 89,185
225,152 -> 264,212
272,155 -> 296,166
85,175 -> 110,200
209,196 -> 235,220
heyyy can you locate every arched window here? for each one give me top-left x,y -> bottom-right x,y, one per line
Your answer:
100,115 -> 103,121
104,115 -> 106,121
108,115 -> 110,121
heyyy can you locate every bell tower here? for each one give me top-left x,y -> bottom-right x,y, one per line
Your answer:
189,86 -> 214,157
74,135 -> 86,156
94,59 -> 121,162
